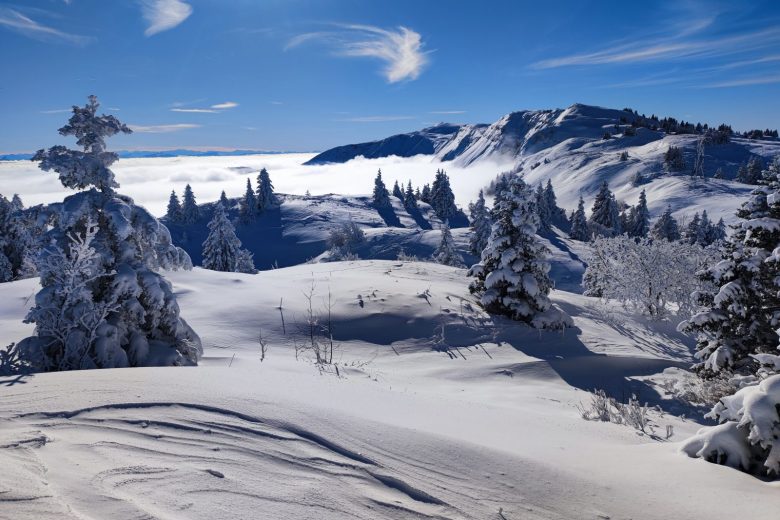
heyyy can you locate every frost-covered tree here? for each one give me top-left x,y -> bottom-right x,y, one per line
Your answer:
235,248 -> 257,274
372,169 -> 391,208
468,176 -> 571,329
628,189 -> 650,237
681,375 -> 780,477
326,220 -> 365,260
255,168 -> 277,211
10,194 -> 23,212
535,184 -> 552,231
421,183 -> 431,204
589,182 -> 621,236
240,178 -> 257,224
664,145 -> 685,173
13,96 -> 199,372
679,182 -> 780,378
430,169 -> 457,220
181,184 -> 200,224
710,218 -> 727,243
219,190 -> 229,208
392,180 -> 404,200
404,180 -> 417,212
0,250 -> 12,283
468,190 -> 491,255
166,190 -> 182,222
584,236 -> 717,318
433,222 -> 464,267
569,196 -> 589,241
0,194 -> 36,280
651,205 -> 681,241
202,202 -> 250,272
684,212 -> 702,244
543,180 -> 566,223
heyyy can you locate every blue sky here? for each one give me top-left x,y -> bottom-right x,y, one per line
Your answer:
1,0 -> 779,153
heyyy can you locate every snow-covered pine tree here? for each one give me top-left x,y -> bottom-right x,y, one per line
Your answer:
219,190 -> 229,208
166,190 -> 182,222
569,196 -> 589,241
535,183 -> 552,231
240,178 -> 257,223
468,189 -> 491,255
0,249 -> 12,283
433,222 -> 464,267
15,95 -> 199,372
404,180 -> 417,211
609,195 -> 622,235
651,205 -> 681,241
235,248 -> 257,274
468,176 -> 572,329
684,212 -> 702,244
372,169 -> 391,208
392,180 -> 404,200
697,210 -> 712,245
421,183 -> 431,203
202,202 -> 247,272
629,189 -> 650,237
710,218 -> 727,243
430,169 -> 457,220
588,181 -> 620,236
10,194 -> 23,212
543,180 -> 566,223
679,181 -> 780,378
181,184 -> 200,224
255,168 -> 277,211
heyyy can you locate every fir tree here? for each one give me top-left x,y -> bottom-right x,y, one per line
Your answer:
430,169 -> 456,220
468,190 -> 491,255
392,180 -> 404,200
240,178 -> 257,223
255,168 -> 277,211
202,202 -> 244,272
588,181 -> 619,236
535,184 -> 551,230
543,180 -> 565,222
432,222 -> 464,267
166,190 -> 182,222
421,184 -> 431,203
685,212 -> 702,244
0,249 -> 12,283
372,169 -> 391,208
569,196 -> 589,241
651,205 -> 681,241
181,184 -> 200,224
219,190 -> 229,208
15,96 -> 199,372
468,176 -> 571,329
629,189 -> 650,237
10,194 -> 23,212
404,180 -> 417,211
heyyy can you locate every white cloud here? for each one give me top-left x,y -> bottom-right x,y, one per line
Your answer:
210,101 -> 238,109
336,115 -> 416,123
39,108 -> 72,114
287,24 -> 429,83
702,74 -> 780,88
171,108 -> 218,113
141,0 -> 192,37
129,123 -> 201,133
0,8 -> 90,45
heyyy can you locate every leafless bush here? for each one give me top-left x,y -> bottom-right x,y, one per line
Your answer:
578,389 -> 654,434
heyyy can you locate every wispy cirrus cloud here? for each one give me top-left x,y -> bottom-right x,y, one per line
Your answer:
129,123 -> 200,133
0,7 -> 91,45
286,24 -> 430,83
140,0 -> 192,37
169,101 -> 238,114
335,115 -> 416,123
702,74 -> 780,88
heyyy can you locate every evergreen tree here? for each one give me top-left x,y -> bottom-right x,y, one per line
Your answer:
219,190 -> 229,208
468,176 -> 571,329
535,184 -> 552,231
680,181 -> 780,378
372,169 -> 391,208
404,180 -> 417,211
430,169 -> 456,220
433,222 -> 464,267
663,145 -> 685,172
0,249 -> 12,283
166,190 -> 182,222
651,205 -> 681,241
392,180 -> 404,200
202,202 -> 245,272
697,210 -> 712,245
234,248 -> 257,274
421,183 -> 431,203
629,189 -> 650,237
588,181 -> 619,236
10,194 -> 23,212
710,218 -> 727,243
714,167 -> 725,179
468,190 -> 491,255
569,196 -> 589,241
181,184 -> 200,224
685,212 -> 702,244
15,96 -> 199,372
543,180 -> 565,222
255,168 -> 277,211
240,178 -> 257,223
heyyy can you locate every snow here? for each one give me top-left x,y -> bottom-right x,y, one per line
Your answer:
2,261 -> 779,518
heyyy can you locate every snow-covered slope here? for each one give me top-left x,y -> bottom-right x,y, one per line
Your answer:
1,262 -> 778,519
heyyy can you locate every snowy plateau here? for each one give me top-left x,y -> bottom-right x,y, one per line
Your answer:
1,103 -> 780,520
